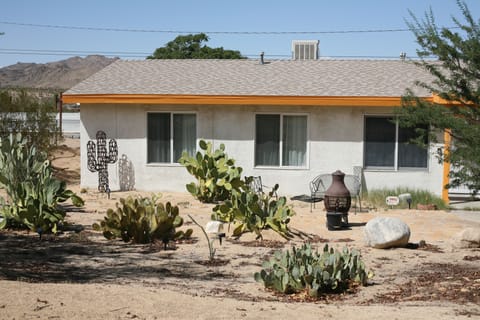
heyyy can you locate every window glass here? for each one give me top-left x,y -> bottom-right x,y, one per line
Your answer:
255,115 -> 280,166
282,115 -> 307,166
173,114 -> 196,162
364,116 -> 428,169
148,113 -> 196,163
398,125 -> 428,168
365,117 -> 395,168
255,114 -> 307,167
148,113 -> 170,163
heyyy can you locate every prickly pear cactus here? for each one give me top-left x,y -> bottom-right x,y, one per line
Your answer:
179,139 -> 244,203
212,184 -> 295,240
254,243 -> 373,297
0,133 -> 84,234
93,194 -> 193,245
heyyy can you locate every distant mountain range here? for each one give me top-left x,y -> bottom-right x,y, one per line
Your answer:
0,55 -> 118,90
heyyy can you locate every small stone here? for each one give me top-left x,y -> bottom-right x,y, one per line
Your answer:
451,228 -> 480,248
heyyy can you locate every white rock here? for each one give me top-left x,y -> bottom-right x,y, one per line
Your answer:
364,217 -> 411,249
451,228 -> 480,248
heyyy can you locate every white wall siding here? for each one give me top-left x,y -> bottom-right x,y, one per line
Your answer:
80,104 -> 445,197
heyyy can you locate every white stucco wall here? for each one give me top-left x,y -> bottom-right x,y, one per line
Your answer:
80,104 -> 445,198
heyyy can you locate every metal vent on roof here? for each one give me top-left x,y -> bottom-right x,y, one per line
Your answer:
292,40 -> 319,60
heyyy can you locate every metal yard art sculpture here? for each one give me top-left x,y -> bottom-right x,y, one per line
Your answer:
87,130 -> 118,198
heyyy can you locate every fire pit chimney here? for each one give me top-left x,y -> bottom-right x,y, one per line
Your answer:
324,170 -> 351,229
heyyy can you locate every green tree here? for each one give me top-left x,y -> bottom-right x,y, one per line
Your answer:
398,0 -> 480,193
147,33 -> 245,59
0,89 -> 59,154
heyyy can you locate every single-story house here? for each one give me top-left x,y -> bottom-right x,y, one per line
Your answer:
62,58 -> 452,202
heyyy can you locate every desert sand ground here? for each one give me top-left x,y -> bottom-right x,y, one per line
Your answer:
0,138 -> 479,320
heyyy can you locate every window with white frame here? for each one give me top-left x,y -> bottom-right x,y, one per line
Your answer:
255,114 -> 307,167
364,116 -> 428,170
147,113 -> 196,163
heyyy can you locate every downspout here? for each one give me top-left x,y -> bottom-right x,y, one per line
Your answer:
441,129 -> 451,204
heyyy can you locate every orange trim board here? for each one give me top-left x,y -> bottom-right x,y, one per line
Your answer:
442,130 -> 452,204
61,94 -> 435,106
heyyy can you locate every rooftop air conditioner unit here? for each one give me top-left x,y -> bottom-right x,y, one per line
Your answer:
292,40 -> 319,60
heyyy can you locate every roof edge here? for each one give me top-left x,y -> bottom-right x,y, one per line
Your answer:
62,94 -> 434,107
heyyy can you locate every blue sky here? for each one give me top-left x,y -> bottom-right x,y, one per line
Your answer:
0,0 -> 479,67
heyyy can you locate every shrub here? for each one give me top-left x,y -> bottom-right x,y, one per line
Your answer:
0,89 -> 60,155
365,187 -> 447,210
0,133 -> 84,234
179,140 -> 244,203
212,184 -> 295,240
254,243 -> 373,297
93,194 -> 193,246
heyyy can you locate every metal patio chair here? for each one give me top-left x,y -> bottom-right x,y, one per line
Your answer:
248,176 -> 278,198
309,173 -> 332,212
343,174 -> 362,213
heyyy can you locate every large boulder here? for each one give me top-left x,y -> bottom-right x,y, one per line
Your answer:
451,228 -> 480,248
364,217 -> 411,249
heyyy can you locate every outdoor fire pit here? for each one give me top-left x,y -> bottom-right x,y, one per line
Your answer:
324,170 -> 351,230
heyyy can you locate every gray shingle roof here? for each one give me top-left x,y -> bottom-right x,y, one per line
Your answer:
64,59 -> 433,97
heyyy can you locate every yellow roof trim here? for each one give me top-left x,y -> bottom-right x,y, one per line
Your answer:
62,94 -> 435,106
432,94 -> 474,106
442,130 -> 452,204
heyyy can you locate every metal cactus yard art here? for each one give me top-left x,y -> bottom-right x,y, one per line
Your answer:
87,130 -> 118,198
